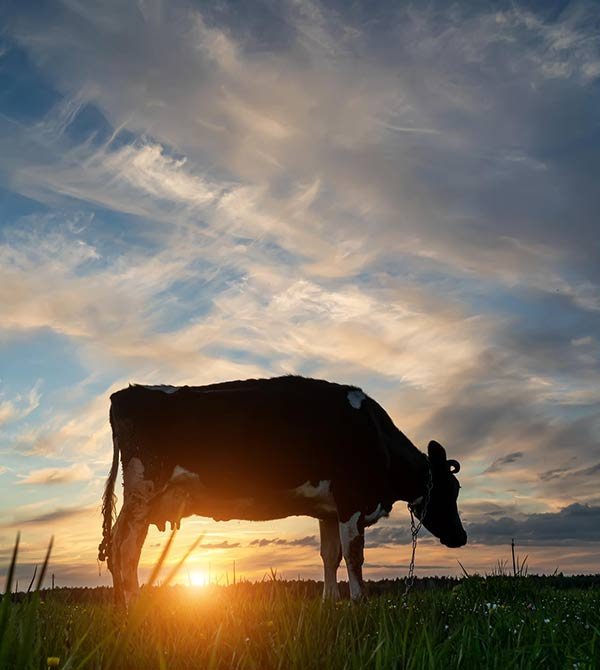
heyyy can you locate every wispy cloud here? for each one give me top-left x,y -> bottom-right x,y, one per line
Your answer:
18,464 -> 93,485
249,536 -> 319,548
0,380 -> 42,427
484,452 -> 525,474
467,503 -> 600,545
0,505 -> 94,529
200,540 -> 241,550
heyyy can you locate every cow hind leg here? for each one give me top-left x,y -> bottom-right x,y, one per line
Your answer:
319,518 -> 342,600
109,504 -> 149,608
339,512 -> 365,601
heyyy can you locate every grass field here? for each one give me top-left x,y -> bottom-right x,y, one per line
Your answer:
2,535 -> 599,669
2,575 -> 599,669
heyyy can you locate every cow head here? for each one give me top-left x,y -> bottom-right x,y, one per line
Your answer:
411,440 -> 467,548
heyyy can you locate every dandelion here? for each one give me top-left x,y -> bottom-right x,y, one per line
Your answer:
47,658 -> 60,668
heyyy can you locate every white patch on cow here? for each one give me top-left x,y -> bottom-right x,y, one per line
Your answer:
347,389 -> 365,409
293,480 -> 337,514
123,457 -> 154,502
339,511 -> 361,546
364,503 -> 386,524
114,457 -> 153,606
339,511 -> 364,600
124,456 -> 144,482
117,512 -> 147,600
170,465 -> 201,483
152,486 -> 190,530
139,384 -> 179,394
150,465 -> 204,531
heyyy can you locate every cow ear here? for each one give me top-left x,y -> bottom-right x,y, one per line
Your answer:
428,440 -> 447,463
447,459 -> 461,474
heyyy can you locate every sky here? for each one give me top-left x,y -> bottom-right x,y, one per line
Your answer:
1,0 -> 599,588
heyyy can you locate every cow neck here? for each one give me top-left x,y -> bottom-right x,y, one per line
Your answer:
409,452 -> 431,504
412,454 -> 432,505
390,444 -> 431,504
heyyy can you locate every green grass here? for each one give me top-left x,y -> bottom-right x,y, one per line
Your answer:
1,578 -> 599,669
2,536 -> 599,669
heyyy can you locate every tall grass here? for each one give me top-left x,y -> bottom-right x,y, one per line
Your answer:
1,535 -> 599,669
0,533 -> 54,669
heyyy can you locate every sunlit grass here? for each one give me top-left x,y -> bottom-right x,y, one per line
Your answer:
1,534 -> 599,669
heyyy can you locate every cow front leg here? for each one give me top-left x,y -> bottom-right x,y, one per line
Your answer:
339,512 -> 365,601
110,504 -> 149,608
319,518 -> 341,600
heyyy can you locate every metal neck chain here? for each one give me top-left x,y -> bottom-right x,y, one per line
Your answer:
404,462 -> 433,596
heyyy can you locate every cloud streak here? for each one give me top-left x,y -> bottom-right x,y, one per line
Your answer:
249,536 -> 319,548
18,464 -> 93,486
0,380 -> 42,427
467,503 -> 600,545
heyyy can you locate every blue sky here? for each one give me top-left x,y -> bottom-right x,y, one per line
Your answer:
1,0 -> 600,585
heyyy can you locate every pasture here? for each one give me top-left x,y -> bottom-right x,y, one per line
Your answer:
2,575 -> 599,669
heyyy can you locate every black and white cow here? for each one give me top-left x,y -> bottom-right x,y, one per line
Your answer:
98,376 -> 466,605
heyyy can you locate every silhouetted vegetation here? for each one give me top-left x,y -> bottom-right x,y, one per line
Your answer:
3,579 -> 600,668
9,571 -> 600,605
2,534 -> 599,668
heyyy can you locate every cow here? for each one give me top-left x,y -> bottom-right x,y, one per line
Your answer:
98,376 -> 466,606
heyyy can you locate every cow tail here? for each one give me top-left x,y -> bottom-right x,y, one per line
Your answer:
98,405 -> 120,563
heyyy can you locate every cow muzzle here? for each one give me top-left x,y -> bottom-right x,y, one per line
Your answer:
441,529 -> 467,548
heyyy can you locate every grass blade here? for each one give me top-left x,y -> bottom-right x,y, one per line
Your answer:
34,536 -> 54,591
0,534 -> 21,665
3,532 -> 20,596
457,559 -> 470,578
26,565 -> 37,595
147,527 -> 177,588
161,533 -> 204,588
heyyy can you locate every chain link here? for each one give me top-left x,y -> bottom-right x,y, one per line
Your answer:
404,464 -> 433,596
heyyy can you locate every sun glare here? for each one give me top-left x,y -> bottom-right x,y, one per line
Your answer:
189,570 -> 208,587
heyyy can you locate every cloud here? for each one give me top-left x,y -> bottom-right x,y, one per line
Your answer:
18,463 -> 93,485
249,536 -> 318,548
541,462 -> 600,482
0,402 -> 15,426
0,505 -> 94,529
11,384 -> 127,459
484,452 -> 525,474
8,1 -> 597,285
364,525 -> 412,547
507,5 -> 600,84
200,540 -> 240,550
12,137 -> 221,222
467,503 -> 600,545
0,380 -> 42,427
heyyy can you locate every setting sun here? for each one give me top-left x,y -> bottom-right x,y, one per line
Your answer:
188,571 -> 208,588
